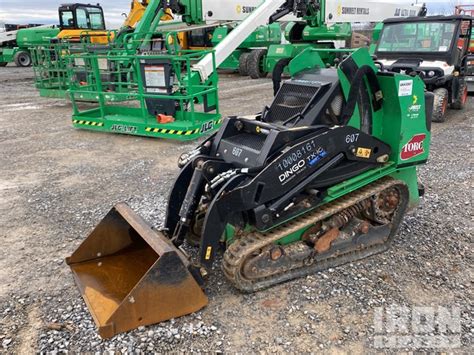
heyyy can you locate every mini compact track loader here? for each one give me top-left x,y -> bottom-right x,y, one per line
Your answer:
67,47 -> 432,338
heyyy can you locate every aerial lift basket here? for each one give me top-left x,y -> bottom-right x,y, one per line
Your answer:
66,203 -> 208,339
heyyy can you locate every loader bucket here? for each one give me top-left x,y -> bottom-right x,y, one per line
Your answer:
66,203 -> 208,339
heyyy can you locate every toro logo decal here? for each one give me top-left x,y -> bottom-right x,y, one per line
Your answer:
401,134 -> 426,160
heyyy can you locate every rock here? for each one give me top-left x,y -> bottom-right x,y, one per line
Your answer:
45,322 -> 65,331
2,339 -> 12,347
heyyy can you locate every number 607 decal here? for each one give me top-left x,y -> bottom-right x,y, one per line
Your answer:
345,133 -> 360,144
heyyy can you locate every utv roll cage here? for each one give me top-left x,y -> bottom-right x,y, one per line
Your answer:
375,15 -> 472,66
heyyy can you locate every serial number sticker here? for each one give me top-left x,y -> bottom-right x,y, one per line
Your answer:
277,140 -> 318,171
356,147 -> 372,159
398,80 -> 413,97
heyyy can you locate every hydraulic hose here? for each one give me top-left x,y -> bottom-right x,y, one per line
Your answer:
272,58 -> 291,96
340,65 -> 383,132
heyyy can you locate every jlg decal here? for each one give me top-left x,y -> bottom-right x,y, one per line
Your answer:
401,134 -> 426,160
200,121 -> 214,133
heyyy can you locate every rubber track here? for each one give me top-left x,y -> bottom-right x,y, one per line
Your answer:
222,177 -> 408,292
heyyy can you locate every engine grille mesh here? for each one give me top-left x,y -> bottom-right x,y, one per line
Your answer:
268,82 -> 320,123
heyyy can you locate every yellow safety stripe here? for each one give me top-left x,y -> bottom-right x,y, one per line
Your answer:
144,118 -> 223,136
73,120 -> 104,127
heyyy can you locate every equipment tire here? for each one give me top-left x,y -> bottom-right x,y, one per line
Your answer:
238,52 -> 250,76
248,49 -> 268,79
432,88 -> 448,123
0,62 -> 7,67
14,51 -> 32,67
450,79 -> 468,110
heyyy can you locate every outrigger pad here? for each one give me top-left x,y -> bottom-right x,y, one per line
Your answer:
66,203 -> 208,339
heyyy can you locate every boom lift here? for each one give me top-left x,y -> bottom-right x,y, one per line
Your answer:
173,0 -> 289,74
66,0 -> 425,139
68,0 -> 294,139
264,0 -> 427,80
0,24 -> 57,67
30,0 -> 281,99
67,1 -> 433,339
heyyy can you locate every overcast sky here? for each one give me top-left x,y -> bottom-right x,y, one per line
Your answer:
0,1 -> 132,27
0,1 -> 463,28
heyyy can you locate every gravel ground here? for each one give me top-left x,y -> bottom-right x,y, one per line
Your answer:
0,65 -> 472,353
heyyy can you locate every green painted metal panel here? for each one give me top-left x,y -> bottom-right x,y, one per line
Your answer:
302,23 -> 351,41
218,50 -> 243,71
72,110 -> 222,141
0,47 -> 17,63
16,28 -> 60,47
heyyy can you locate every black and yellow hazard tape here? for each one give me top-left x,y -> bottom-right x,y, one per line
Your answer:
73,119 -> 104,127
144,118 -> 223,137
144,127 -> 200,136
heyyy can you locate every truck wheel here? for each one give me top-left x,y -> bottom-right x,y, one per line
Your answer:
450,80 -> 468,110
432,88 -> 448,123
248,49 -> 268,79
14,51 -> 32,67
0,62 -> 7,67
238,52 -> 250,76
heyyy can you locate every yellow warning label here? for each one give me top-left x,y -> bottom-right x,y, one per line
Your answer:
356,147 -> 372,159
205,246 -> 212,260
